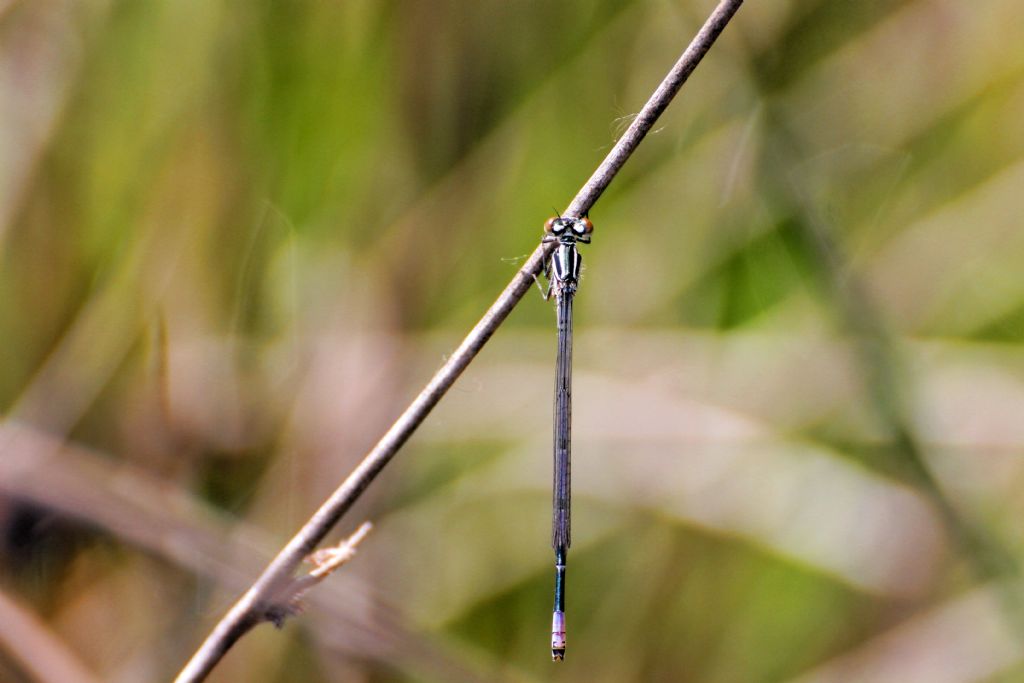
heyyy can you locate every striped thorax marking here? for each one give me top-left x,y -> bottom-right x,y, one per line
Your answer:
551,243 -> 582,288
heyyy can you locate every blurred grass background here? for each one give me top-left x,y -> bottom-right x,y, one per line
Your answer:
3,0 -> 1024,681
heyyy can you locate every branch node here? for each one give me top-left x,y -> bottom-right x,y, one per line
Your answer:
251,528 -> 376,634
262,522 -> 374,629
306,521 -> 373,579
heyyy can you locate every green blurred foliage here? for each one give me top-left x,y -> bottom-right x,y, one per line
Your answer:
3,0 -> 1024,681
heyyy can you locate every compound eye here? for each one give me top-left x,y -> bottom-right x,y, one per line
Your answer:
581,217 -> 594,234
544,217 -> 558,233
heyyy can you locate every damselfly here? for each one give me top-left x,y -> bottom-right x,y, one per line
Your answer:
539,215 -> 593,661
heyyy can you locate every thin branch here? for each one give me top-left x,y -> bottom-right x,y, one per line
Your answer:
173,2 -> 745,681
564,0 -> 743,218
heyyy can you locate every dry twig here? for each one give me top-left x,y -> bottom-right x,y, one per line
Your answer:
174,2 -> 745,681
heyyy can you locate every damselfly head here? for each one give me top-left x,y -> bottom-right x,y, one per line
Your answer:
544,216 -> 593,242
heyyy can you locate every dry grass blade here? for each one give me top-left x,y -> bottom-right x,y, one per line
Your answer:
0,587 -> 101,683
0,422 -> 496,681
